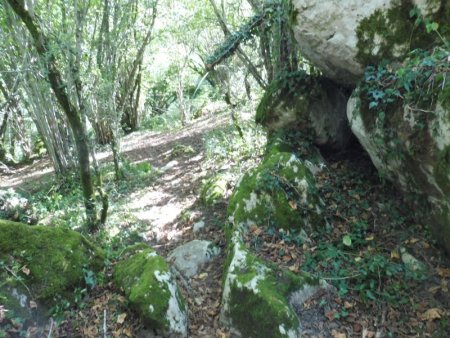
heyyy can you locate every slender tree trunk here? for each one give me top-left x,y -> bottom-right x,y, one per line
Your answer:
6,0 -> 98,231
208,0 -> 267,89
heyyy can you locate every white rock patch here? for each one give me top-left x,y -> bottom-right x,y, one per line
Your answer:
244,192 -> 259,212
154,271 -> 188,337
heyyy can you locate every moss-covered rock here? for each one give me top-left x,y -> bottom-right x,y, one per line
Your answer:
347,51 -> 450,253
221,215 -> 330,337
200,174 -> 231,206
228,150 -> 325,231
0,220 -> 104,320
256,72 -> 350,150
114,245 -> 188,337
0,220 -> 104,299
355,0 -> 450,66
291,0 -> 450,85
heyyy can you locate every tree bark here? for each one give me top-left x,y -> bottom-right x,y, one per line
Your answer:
208,0 -> 266,89
6,0 -> 98,231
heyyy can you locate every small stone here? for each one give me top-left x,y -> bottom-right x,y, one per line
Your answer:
160,160 -> 178,172
168,240 -> 220,279
193,220 -> 205,233
400,247 -> 426,272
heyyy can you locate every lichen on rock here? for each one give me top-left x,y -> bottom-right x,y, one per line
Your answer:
113,245 -> 188,337
291,0 -> 450,85
220,215 -> 329,337
256,71 -> 351,151
347,48 -> 450,252
228,148 -> 325,232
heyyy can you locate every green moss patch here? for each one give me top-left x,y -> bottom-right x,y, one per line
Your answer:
220,226 -> 322,337
113,246 -> 187,336
256,71 -> 316,131
228,150 -> 324,231
0,219 -> 104,302
356,1 -> 450,66
350,46 -> 450,253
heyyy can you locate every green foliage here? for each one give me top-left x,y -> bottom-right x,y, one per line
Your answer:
200,174 -> 229,206
206,13 -> 264,68
141,109 -> 183,132
203,122 -> 266,165
357,45 -> 450,163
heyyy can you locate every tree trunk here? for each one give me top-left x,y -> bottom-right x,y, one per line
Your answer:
6,0 -> 98,231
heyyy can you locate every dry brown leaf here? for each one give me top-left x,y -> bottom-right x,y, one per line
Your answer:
362,329 -> 375,338
117,313 -> 127,324
344,301 -> 353,309
288,264 -> 299,273
83,325 -> 99,337
197,272 -> 208,280
21,266 -> 30,276
288,200 -> 297,210
325,310 -> 337,321
123,327 -> 133,337
216,328 -> 229,338
428,285 -> 441,294
29,300 -> 37,309
390,250 -> 400,260
422,241 -> 431,249
437,267 -> 450,278
421,308 -> 443,321
331,330 -> 346,338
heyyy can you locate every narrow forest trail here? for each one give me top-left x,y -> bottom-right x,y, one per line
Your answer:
108,113 -> 233,336
0,112 -> 238,337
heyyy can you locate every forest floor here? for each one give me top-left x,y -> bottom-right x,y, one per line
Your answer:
1,112 -> 450,337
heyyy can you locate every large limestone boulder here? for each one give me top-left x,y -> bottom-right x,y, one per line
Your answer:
0,220 -> 104,319
291,0 -> 450,84
114,245 -> 188,337
220,148 -> 329,337
256,72 -> 351,150
228,148 -> 325,231
220,226 -> 329,338
347,50 -> 450,252
168,240 -> 220,279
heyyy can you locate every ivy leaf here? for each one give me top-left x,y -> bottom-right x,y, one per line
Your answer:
369,89 -> 385,101
426,22 -> 439,33
369,101 -> 378,109
343,235 -> 352,247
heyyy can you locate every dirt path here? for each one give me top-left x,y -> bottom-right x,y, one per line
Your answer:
113,113 -> 231,336
1,113 -> 233,337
